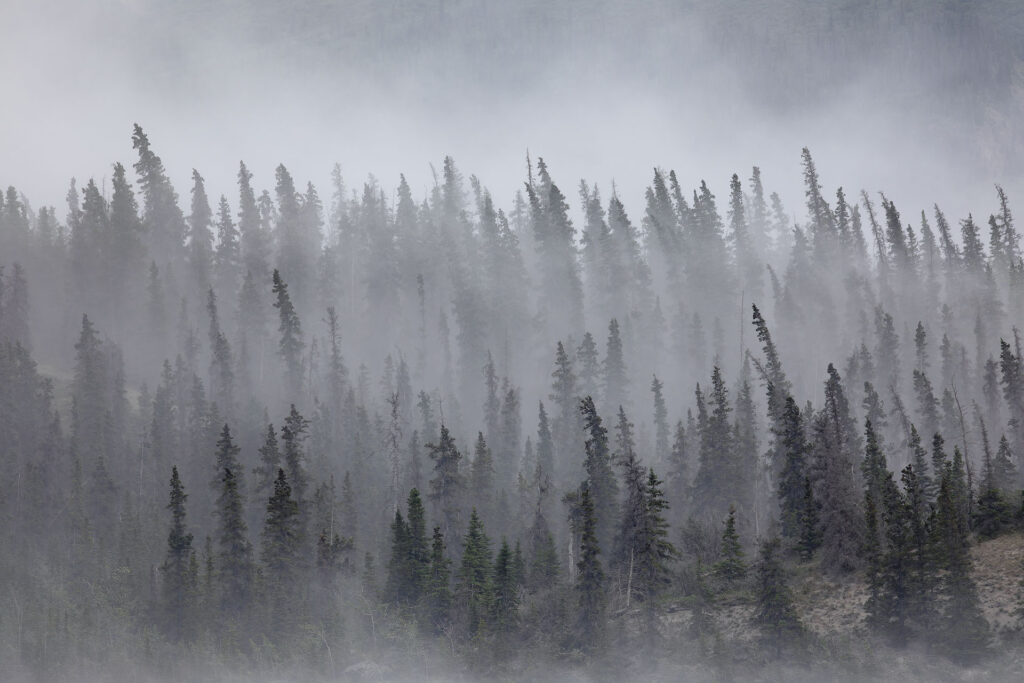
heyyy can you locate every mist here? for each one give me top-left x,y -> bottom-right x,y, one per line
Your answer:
5,0 -> 1021,220
3,1 -> 1024,682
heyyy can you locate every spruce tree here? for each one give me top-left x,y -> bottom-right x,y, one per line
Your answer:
492,539 -> 520,635
579,396 -> 619,554
253,424 -> 281,496
636,469 -> 676,603
603,318 -> 628,412
469,431 -> 495,527
427,425 -> 466,546
272,269 -> 304,398
777,396 -> 808,539
796,476 -> 821,561
214,464 -> 254,612
934,467 -> 990,663
424,526 -> 453,632
714,505 -> 747,586
753,536 -> 803,655
384,509 -> 411,604
161,466 -> 195,642
651,375 -> 670,465
455,509 -> 494,638
575,483 -> 605,650
261,469 -> 301,633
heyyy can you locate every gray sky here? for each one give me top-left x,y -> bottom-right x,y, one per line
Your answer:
2,0 -> 1019,229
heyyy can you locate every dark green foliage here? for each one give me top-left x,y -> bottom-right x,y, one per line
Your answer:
427,424 -> 465,545
492,539 -> 520,634
215,463 -> 254,612
973,487 -> 1012,539
651,375 -> 670,464
995,434 -> 1018,491
261,469 -> 302,633
575,483 -> 605,651
281,405 -> 310,514
579,395 -> 619,554
527,503 -> 560,591
812,364 -> 864,574
384,488 -> 430,607
424,526 -> 453,632
693,366 -> 736,521
934,466 -> 991,664
796,476 -> 821,561
161,467 -> 195,642
636,468 -> 677,603
713,505 -> 746,586
455,509 -> 493,638
384,509 -> 410,604
469,431 -> 495,525
4,113 -> 1022,677
777,396 -> 808,539
752,536 -> 803,655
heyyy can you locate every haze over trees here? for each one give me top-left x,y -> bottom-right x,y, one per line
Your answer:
2,124 -> 1024,680
3,2 -> 1024,682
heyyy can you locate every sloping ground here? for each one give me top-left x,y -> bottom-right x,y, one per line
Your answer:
972,531 -> 1024,634
654,535 -> 1024,681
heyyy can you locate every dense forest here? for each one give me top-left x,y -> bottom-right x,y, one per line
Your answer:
2,123 -> 1024,681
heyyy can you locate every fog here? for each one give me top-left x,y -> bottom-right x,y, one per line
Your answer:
5,0 -> 1020,222
3,1 -> 1024,681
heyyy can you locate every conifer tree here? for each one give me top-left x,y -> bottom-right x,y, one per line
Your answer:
575,483 -> 605,650
405,489 -> 430,600
753,536 -> 803,655
188,169 -> 215,292
934,466 -> 990,663
469,431 -> 495,526
161,466 -> 195,642
261,469 -> 301,634
281,405 -> 310,513
427,425 -> 465,545
714,505 -> 746,586
603,318 -> 628,412
666,419 -> 688,516
636,469 -> 676,603
651,375 -> 670,465
215,463 -> 254,612
384,509 -> 411,604
802,473 -> 833,581
579,396 -> 619,554
492,539 -> 520,635
812,364 -> 864,574
693,366 -> 735,520
576,332 -> 601,399
456,509 -> 494,638
777,396 -> 808,539
424,526 -> 453,632
272,269 -> 304,398
527,503 -> 560,590
133,124 -> 186,266
253,424 -> 281,496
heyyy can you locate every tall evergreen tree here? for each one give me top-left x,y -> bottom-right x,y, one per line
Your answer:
215,462 -> 254,612
752,536 -> 803,655
427,425 -> 466,545
455,509 -> 494,638
575,483 -> 605,651
261,469 -> 302,633
272,269 -> 304,398
161,466 -> 195,642
579,396 -> 619,554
